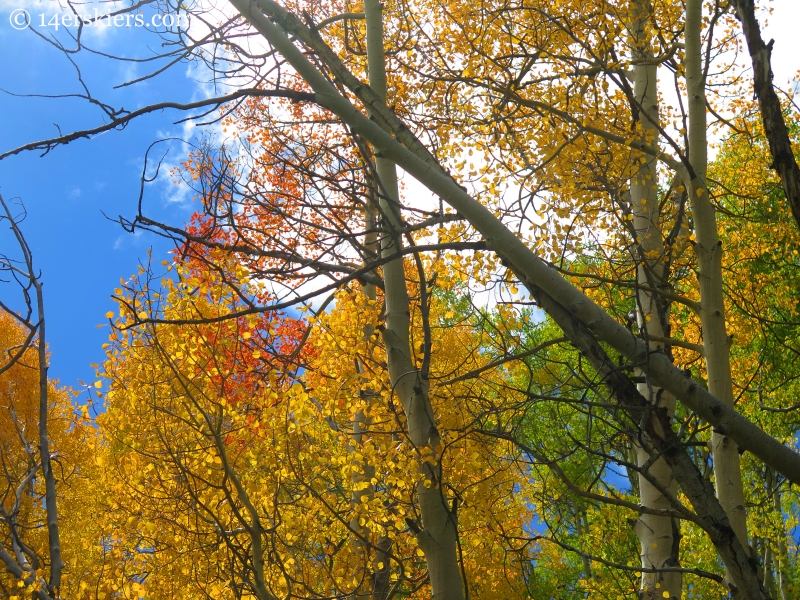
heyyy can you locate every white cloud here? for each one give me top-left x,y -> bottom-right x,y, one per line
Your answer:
112,227 -> 142,250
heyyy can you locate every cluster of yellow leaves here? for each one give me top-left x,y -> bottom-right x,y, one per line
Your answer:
73,241 -> 559,599
0,312 -> 105,600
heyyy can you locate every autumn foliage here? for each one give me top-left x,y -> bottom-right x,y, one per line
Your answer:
2,0 -> 800,598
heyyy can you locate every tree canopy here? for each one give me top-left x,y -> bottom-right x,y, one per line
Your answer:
1,0 -> 800,599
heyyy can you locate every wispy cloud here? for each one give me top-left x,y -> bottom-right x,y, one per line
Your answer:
113,227 -> 142,250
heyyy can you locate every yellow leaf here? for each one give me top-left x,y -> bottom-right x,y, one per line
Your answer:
94,381 -> 102,388
105,311 -> 114,319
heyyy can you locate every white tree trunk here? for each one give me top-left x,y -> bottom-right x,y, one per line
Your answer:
685,1 -> 750,589
350,188 -> 380,600
364,2 -> 464,597
767,468 -> 790,600
629,2 -> 681,596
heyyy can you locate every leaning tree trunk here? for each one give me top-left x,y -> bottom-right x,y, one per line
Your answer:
232,0 -> 800,490
224,4 -> 798,594
685,1 -> 751,592
629,1 -> 681,596
364,1 -> 464,597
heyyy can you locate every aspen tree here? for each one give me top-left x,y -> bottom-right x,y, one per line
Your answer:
685,0 -> 751,588
363,0 -> 465,595
350,4 -> 390,597
627,1 -> 682,597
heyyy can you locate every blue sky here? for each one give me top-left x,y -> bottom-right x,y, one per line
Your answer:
0,8 -> 202,391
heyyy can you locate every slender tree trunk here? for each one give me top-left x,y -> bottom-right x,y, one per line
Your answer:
351,10 -> 393,599
351,189 -> 380,600
34,259 -> 62,598
364,2 -> 464,597
359,196 -> 394,600
766,468 -> 790,600
574,507 -> 593,581
629,1 -> 681,596
685,1 -> 751,590
761,539 -> 777,599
